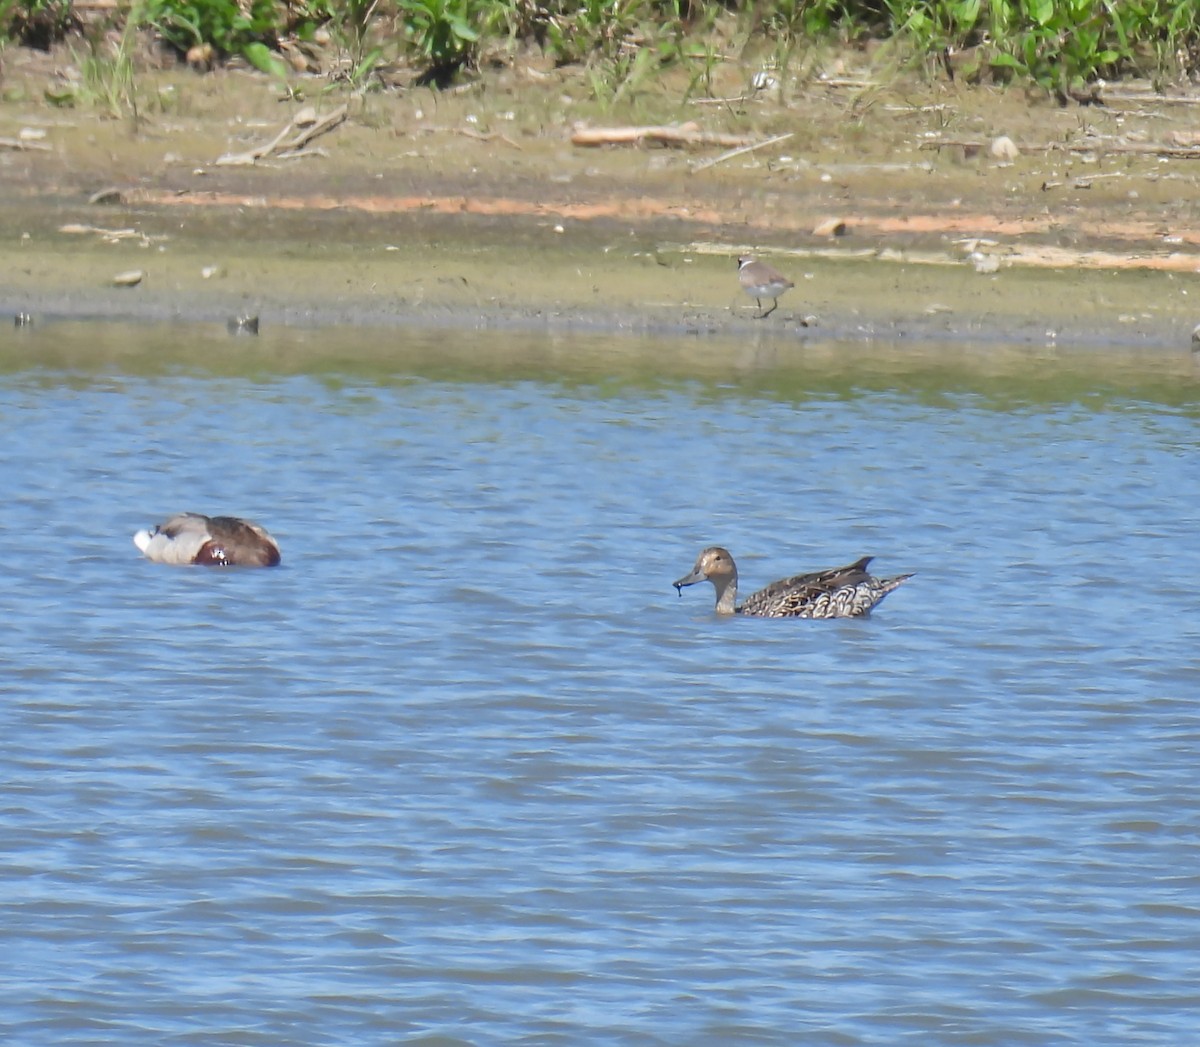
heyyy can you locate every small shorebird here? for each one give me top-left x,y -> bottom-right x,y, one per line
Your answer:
133,512 -> 281,567
737,256 -> 794,318
674,547 -> 912,619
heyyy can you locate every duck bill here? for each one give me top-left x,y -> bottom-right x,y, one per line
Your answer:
673,567 -> 705,592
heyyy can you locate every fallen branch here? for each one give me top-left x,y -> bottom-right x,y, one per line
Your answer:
1101,91 -> 1200,106
689,95 -> 753,106
571,123 -> 756,149
216,123 -> 292,167
1055,140 -> 1200,158
419,126 -> 524,150
921,136 -> 1200,159
282,107 -> 345,149
58,223 -> 165,246
0,136 -> 52,152
691,131 -> 794,174
215,104 -> 348,166
883,103 -> 955,113
274,147 -> 331,161
814,77 -> 878,89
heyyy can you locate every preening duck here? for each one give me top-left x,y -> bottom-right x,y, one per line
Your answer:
133,513 -> 281,567
674,546 -> 911,619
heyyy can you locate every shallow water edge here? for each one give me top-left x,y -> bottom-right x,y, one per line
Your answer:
2,191 -> 1198,351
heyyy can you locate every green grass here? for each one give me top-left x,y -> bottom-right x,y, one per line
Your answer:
1,0 -> 1198,102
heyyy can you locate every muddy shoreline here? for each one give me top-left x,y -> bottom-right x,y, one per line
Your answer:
3,59 -> 1200,350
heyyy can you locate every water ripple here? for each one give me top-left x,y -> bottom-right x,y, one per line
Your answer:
2,329 -> 1199,1044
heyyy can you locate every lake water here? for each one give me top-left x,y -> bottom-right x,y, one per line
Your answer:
3,320 -> 1199,1045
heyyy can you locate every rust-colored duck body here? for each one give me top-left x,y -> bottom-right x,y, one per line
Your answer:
133,513 -> 281,567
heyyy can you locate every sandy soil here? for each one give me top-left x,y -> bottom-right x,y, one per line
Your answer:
3,44 -> 1200,349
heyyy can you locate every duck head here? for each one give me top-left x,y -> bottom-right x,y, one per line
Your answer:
674,546 -> 739,614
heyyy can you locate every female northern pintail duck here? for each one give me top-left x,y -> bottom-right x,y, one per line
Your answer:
674,547 -> 911,619
133,513 -> 281,567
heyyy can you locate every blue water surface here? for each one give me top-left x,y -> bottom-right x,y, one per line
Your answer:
2,323 -> 1198,1045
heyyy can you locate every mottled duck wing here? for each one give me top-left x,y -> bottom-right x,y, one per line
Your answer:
739,556 -> 875,617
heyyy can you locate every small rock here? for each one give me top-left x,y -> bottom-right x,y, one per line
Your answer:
293,106 -> 318,127
112,269 -> 144,287
88,187 -> 123,205
990,135 -> 1020,162
227,314 -> 260,336
970,251 -> 1000,274
1065,79 -> 1104,106
813,217 -> 847,238
186,43 -> 214,71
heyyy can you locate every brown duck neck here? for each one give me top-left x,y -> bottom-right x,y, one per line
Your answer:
712,575 -> 738,615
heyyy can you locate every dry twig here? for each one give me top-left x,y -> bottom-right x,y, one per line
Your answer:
921,136 -> 1200,159
215,104 -> 348,166
571,124 -> 757,149
58,223 -> 165,246
0,136 -> 52,152
691,132 -> 794,174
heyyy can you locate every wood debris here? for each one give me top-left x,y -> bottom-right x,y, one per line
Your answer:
571,123 -> 757,149
59,223 -> 164,246
215,104 -> 348,166
417,126 -> 523,149
88,187 -> 124,205
922,136 -> 1200,159
690,132 -> 793,173
0,136 -> 52,152
813,217 -> 848,237
689,95 -> 754,106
